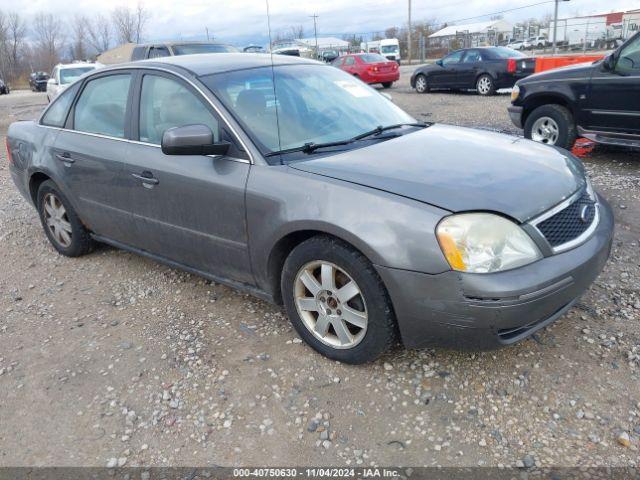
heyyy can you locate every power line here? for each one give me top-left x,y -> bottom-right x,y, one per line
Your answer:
321,0 -> 558,38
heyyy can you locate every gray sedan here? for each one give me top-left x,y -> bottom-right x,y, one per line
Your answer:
7,54 -> 614,364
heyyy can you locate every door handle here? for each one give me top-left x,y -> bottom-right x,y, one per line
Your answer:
131,172 -> 159,185
55,152 -> 75,163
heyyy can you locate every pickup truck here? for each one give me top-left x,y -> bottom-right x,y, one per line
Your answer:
508,31 -> 640,150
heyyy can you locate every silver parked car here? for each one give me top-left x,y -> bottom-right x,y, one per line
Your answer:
7,54 -> 614,363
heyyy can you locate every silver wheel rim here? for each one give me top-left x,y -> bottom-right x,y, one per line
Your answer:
43,193 -> 73,248
531,116 -> 559,145
416,76 -> 427,92
294,260 -> 368,349
477,76 -> 491,94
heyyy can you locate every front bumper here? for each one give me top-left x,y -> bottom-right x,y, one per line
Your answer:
376,196 -> 614,350
508,105 -> 524,129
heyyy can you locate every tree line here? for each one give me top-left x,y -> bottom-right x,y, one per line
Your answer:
0,4 -> 150,84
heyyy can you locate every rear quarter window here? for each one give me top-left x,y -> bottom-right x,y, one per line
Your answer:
41,83 -> 81,127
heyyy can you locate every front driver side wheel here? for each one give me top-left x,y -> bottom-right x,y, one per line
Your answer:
524,104 -> 577,150
281,236 -> 397,364
37,180 -> 94,257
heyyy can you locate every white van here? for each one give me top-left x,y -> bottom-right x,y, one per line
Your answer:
47,63 -> 100,102
380,38 -> 401,64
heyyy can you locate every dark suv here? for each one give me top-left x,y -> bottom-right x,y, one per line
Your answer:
508,32 -> 640,150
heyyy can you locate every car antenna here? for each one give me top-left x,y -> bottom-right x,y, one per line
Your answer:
265,0 -> 284,165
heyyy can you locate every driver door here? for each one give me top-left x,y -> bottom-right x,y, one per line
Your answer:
123,70 -> 253,283
432,51 -> 464,88
584,34 -> 640,134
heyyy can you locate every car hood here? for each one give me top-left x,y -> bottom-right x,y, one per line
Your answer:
290,124 -> 585,223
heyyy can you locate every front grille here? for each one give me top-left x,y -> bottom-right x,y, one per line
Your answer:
537,193 -> 596,248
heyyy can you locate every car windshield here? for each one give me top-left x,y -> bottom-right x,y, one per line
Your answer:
360,53 -> 388,63
490,47 -> 526,59
202,64 -> 414,158
172,44 -> 239,55
380,45 -> 398,53
60,67 -> 94,84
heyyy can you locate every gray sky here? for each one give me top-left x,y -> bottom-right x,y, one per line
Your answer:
18,0 -> 640,45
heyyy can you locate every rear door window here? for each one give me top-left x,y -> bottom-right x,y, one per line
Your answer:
462,50 -> 481,63
73,74 -> 132,138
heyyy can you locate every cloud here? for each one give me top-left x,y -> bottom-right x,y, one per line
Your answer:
11,0 -> 640,46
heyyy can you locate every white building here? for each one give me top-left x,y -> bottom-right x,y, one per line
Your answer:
298,37 -> 349,51
429,20 -> 513,47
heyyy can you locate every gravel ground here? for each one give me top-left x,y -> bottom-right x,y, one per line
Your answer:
1,75 -> 639,469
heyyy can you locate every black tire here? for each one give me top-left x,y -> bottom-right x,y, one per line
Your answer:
36,180 -> 94,257
281,235 -> 397,364
476,74 -> 496,96
381,82 -> 393,89
524,104 -> 577,150
415,74 -> 429,93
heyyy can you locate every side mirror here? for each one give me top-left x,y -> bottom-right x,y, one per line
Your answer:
161,124 -> 230,156
48,78 -> 58,85
601,53 -> 616,72
436,59 -> 443,66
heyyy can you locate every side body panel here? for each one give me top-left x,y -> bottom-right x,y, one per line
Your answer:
246,165 -> 451,297
51,130 -> 139,245
123,143 -> 253,284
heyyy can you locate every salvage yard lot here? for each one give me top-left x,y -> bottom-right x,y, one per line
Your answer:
1,71 -> 639,468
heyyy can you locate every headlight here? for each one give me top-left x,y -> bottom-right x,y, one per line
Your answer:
510,85 -> 520,102
436,213 -> 542,273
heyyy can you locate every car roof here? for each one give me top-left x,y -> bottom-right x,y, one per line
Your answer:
117,53 -> 321,76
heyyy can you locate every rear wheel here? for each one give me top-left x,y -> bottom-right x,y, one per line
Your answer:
524,104 -> 577,150
37,180 -> 94,257
476,74 -> 495,96
281,236 -> 397,364
381,82 -> 393,89
415,74 -> 429,93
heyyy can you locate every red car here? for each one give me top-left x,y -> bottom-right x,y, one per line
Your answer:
332,53 -> 400,88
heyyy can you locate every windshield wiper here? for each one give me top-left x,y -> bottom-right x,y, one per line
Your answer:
351,122 -> 429,141
265,122 -> 429,157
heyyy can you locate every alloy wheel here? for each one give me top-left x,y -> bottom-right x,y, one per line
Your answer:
531,116 -> 559,145
293,260 -> 368,349
416,76 -> 427,93
43,193 -> 73,248
477,76 -> 492,95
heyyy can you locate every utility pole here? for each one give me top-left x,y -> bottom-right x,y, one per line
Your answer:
552,0 -> 570,55
407,0 -> 412,65
310,14 -> 319,58
205,27 -> 210,41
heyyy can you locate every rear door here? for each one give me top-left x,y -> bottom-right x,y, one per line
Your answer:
585,34 -> 640,134
52,70 -> 140,245
123,70 -> 253,283
342,56 -> 357,75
